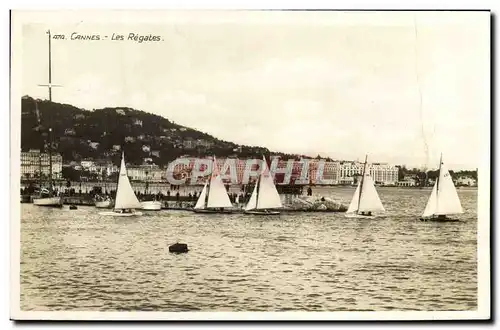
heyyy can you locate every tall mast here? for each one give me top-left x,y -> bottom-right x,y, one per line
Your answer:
435,153 -> 443,212
48,30 -> 52,101
204,156 -> 214,208
37,29 -> 62,190
48,127 -> 53,193
37,31 -> 60,100
47,31 -> 53,193
357,154 -> 368,213
256,156 -> 266,210
34,100 -> 43,190
114,152 -> 124,210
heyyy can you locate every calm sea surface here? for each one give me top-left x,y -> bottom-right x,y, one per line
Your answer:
20,187 -> 477,311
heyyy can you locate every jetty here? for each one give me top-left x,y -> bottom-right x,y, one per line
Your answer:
21,195 -> 348,213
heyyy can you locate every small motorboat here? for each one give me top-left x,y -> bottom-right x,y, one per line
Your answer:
95,198 -> 112,209
141,200 -> 162,211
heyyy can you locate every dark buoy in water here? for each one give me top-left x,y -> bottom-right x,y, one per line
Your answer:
169,242 -> 189,253
69,205 -> 78,210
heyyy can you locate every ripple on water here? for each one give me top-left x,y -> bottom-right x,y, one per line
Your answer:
20,188 -> 478,311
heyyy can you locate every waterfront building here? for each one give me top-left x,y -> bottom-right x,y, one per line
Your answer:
80,159 -> 95,170
94,161 -> 119,178
337,161 -> 363,185
322,161 -> 341,184
127,164 -> 165,182
337,161 -> 398,185
455,176 -> 477,186
368,163 -> 399,185
21,149 -> 63,180
397,177 -> 417,187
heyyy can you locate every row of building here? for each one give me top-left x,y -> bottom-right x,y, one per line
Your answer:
20,149 -> 477,186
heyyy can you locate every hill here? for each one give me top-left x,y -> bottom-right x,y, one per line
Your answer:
20,96 -> 309,166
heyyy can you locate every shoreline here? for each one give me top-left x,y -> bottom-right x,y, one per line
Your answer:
19,181 -> 478,190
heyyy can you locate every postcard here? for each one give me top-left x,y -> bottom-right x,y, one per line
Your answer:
10,10 -> 490,321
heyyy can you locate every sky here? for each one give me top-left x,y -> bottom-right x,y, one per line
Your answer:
17,11 -> 490,170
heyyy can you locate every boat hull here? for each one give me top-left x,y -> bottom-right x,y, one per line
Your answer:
420,216 -> 461,222
33,197 -> 63,207
244,210 -> 280,215
345,212 -> 382,219
141,201 -> 162,210
193,208 -> 234,214
99,211 -> 143,217
95,200 -> 112,208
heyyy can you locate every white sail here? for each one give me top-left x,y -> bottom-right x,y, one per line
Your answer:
194,182 -> 208,209
244,158 -> 282,211
244,182 -> 258,211
206,157 -> 233,208
346,173 -> 385,214
255,160 -> 282,209
114,153 -> 142,210
422,183 -> 438,218
358,175 -> 385,212
422,160 -> 463,217
346,182 -> 361,214
436,164 -> 463,215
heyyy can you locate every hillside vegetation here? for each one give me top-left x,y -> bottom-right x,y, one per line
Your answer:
20,96 -> 307,166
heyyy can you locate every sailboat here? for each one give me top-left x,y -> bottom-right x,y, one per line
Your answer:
193,156 -> 234,213
141,169 -> 162,210
99,152 -> 143,216
345,155 -> 385,218
244,156 -> 282,215
420,154 -> 463,221
32,31 -> 62,208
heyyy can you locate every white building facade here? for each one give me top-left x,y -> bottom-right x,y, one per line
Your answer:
21,149 -> 63,180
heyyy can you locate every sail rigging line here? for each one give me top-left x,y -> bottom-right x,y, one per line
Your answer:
33,99 -> 44,190
113,153 -> 124,210
48,127 -> 53,193
114,152 -> 142,210
205,157 -> 216,208
413,14 -> 433,171
255,173 -> 261,210
436,153 -> 443,211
